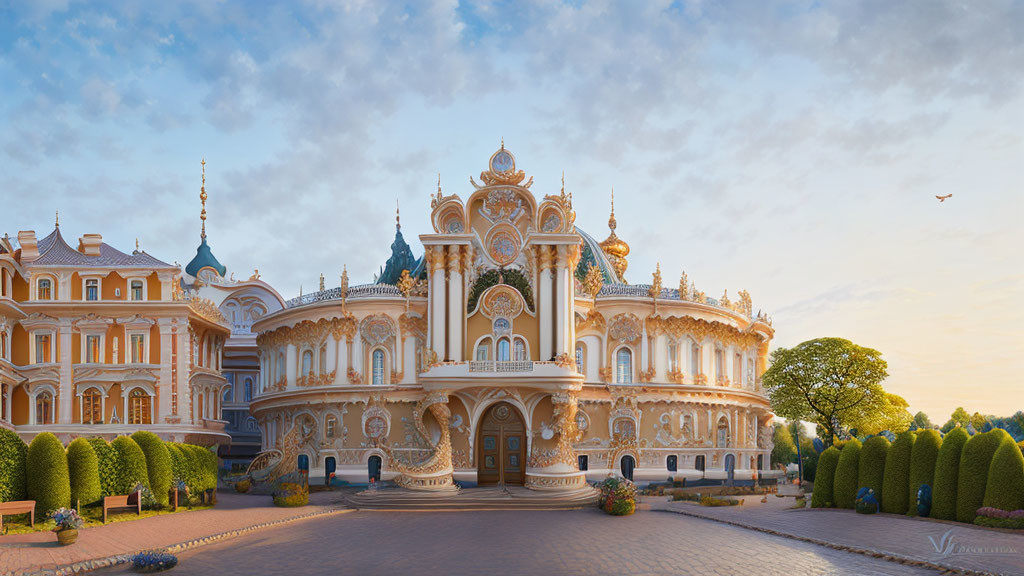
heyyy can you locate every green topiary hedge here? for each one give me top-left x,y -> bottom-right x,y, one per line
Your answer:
981,434 -> 1024,512
881,431 -> 914,514
0,428 -> 28,503
112,435 -> 150,494
26,432 -> 71,514
907,429 -> 942,515
811,446 -> 841,508
858,436 -> 889,510
833,438 -> 862,509
956,428 -> 1011,523
932,427 -> 969,520
87,437 -> 120,498
66,438 -> 101,507
132,431 -> 172,507
167,443 -> 218,495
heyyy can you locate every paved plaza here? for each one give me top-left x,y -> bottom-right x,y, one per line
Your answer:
95,508 -> 936,576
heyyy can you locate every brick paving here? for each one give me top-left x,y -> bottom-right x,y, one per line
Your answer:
652,495 -> 1024,576
95,508 -> 936,576
0,492 -> 348,576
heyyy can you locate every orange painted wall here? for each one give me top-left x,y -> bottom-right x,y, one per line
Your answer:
149,324 -> 161,364
106,324 -> 125,363
11,385 -> 28,425
103,272 -> 125,300
106,384 -> 122,422
12,273 -> 28,301
11,325 -> 28,365
71,273 -> 82,300
147,272 -> 162,301
72,333 -> 81,364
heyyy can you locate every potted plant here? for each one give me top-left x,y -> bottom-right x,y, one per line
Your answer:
51,508 -> 85,545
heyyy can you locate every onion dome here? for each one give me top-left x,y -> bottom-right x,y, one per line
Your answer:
599,189 -> 630,283
376,201 -> 422,285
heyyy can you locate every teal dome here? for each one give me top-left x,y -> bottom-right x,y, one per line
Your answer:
186,237 -> 226,278
376,224 -> 421,286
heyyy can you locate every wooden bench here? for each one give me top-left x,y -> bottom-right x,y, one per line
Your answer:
103,491 -> 141,523
0,500 -> 35,530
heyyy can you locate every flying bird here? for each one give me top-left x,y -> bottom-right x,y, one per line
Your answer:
936,194 -> 952,202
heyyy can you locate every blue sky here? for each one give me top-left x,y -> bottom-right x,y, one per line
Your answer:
2,0 -> 1022,421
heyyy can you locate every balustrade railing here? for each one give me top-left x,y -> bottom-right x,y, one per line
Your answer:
468,360 -> 535,373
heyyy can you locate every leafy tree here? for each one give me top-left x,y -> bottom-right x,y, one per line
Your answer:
969,412 -> 987,431
941,407 -> 971,433
763,338 -> 903,446
910,411 -> 933,431
771,423 -> 797,467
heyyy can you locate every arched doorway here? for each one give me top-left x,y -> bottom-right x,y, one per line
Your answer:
324,457 -> 336,485
477,402 -> 526,486
724,453 -> 736,484
620,455 -> 636,481
368,455 -> 382,483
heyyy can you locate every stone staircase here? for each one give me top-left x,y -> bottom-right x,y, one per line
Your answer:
343,485 -> 600,511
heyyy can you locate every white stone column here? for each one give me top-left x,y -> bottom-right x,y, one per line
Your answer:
158,319 -> 174,422
555,246 -> 568,357
352,336 -> 363,380
430,247 -> 446,361
447,246 -> 463,361
327,335 -> 338,373
703,341 -> 715,384
176,327 -> 189,422
58,321 -> 73,424
286,344 -> 297,390
654,334 -> 667,382
640,326 -> 649,379
539,247 -> 553,361
335,336 -> 348,385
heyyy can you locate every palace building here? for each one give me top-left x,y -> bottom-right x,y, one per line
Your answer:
0,216 -> 233,446
246,145 -> 778,490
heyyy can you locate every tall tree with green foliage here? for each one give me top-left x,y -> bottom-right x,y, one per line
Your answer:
910,411 -> 933,431
763,338 -> 909,446
941,407 -> 971,433
771,423 -> 797,468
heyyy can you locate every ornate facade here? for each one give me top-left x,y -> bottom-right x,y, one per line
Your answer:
248,146 -> 779,490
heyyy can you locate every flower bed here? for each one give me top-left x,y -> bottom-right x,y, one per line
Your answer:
974,507 -> 1024,529
598,477 -> 637,516
699,495 -> 742,507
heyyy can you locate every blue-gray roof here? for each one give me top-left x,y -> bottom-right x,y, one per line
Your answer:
185,237 -> 227,277
31,228 -> 173,268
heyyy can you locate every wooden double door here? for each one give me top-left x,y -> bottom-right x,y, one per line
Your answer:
477,402 -> 526,486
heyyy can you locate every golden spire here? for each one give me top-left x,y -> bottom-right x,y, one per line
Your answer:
135,238 -> 140,253
319,273 -> 325,292
599,188 -> 630,283
55,210 -> 60,228
501,137 -> 504,150
200,158 -> 208,241
649,263 -> 663,299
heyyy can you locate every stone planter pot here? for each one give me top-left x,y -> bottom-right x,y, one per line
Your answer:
56,528 -> 79,546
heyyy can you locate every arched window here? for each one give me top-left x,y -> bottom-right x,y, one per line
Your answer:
246,417 -> 258,432
620,455 -> 635,481
513,338 -> 527,361
319,344 -> 327,375
277,352 -> 286,381
301,350 -> 313,377
368,455 -> 382,482
128,388 -> 152,425
667,341 -> 679,373
733,353 -> 742,385
372,349 -> 386,385
36,391 -> 54,424
574,343 -> 585,375
222,386 -> 232,404
715,348 -> 724,382
612,417 -> 636,440
496,338 -> 511,362
690,342 -> 701,377
667,454 -> 678,472
37,278 -> 52,300
695,454 -> 706,472
244,378 -> 253,402
616,348 -> 632,384
475,338 -> 491,361
82,388 -> 102,424
130,280 -> 144,301
717,416 -> 729,448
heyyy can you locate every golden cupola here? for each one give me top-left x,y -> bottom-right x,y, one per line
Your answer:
599,189 -> 630,283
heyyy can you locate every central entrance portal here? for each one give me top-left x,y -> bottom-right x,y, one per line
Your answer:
477,402 -> 526,486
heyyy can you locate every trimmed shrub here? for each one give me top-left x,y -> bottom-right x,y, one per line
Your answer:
0,428 -> 28,502
132,431 -> 172,507
112,435 -> 149,494
26,432 -> 71,514
833,438 -> 862,509
982,435 -> 1024,512
932,427 -> 969,520
908,429 -> 942,515
66,438 -> 101,507
858,436 -> 889,509
881,431 -> 914,514
87,437 -> 120,498
273,482 -> 308,508
811,447 -> 841,508
957,428 -> 1011,523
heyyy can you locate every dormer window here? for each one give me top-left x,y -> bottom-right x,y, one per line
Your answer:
38,278 -> 52,300
130,280 -> 144,301
85,279 -> 99,301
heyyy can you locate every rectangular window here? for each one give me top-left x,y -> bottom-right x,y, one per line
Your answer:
130,280 -> 144,301
667,343 -> 679,372
35,334 -> 51,363
38,279 -> 52,300
715,350 -> 724,380
578,454 -> 589,471
690,344 -> 701,375
476,344 -> 490,361
86,335 -> 101,363
131,334 -> 145,364
85,279 -> 99,301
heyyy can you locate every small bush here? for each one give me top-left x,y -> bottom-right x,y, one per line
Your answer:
0,428 -> 28,502
700,495 -> 741,507
66,438 -> 101,507
811,447 -> 841,508
833,438 -> 862,509
882,431 -> 914,514
859,436 -> 889,510
112,436 -> 149,494
932,427 -> 969,520
235,479 -> 251,493
273,482 -> 308,507
598,477 -> 637,516
908,429 -> 942,515
132,431 -> 172,507
974,507 -> 1024,529
131,551 -> 178,573
87,438 -> 120,498
26,432 -> 71,514
957,429 -> 1011,523
982,435 -> 1024,512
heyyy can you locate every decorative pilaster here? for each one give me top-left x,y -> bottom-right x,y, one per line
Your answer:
447,245 -> 463,361
538,246 -> 554,361
157,318 -> 174,422
429,246 -> 446,361
285,343 -> 297,390
58,320 -> 72,424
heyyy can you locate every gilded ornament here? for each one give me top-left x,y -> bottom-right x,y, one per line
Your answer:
648,263 -> 663,299
678,271 -> 689,300
608,313 -> 642,344
582,264 -> 604,298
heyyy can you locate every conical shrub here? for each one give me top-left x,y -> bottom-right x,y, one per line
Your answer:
811,446 -> 841,508
957,428 -> 1011,523
67,438 -> 101,507
907,429 -> 941,515
881,431 -> 914,514
932,427 -> 969,520
833,438 -> 862,509
981,433 -> 1024,512
26,432 -> 70,514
